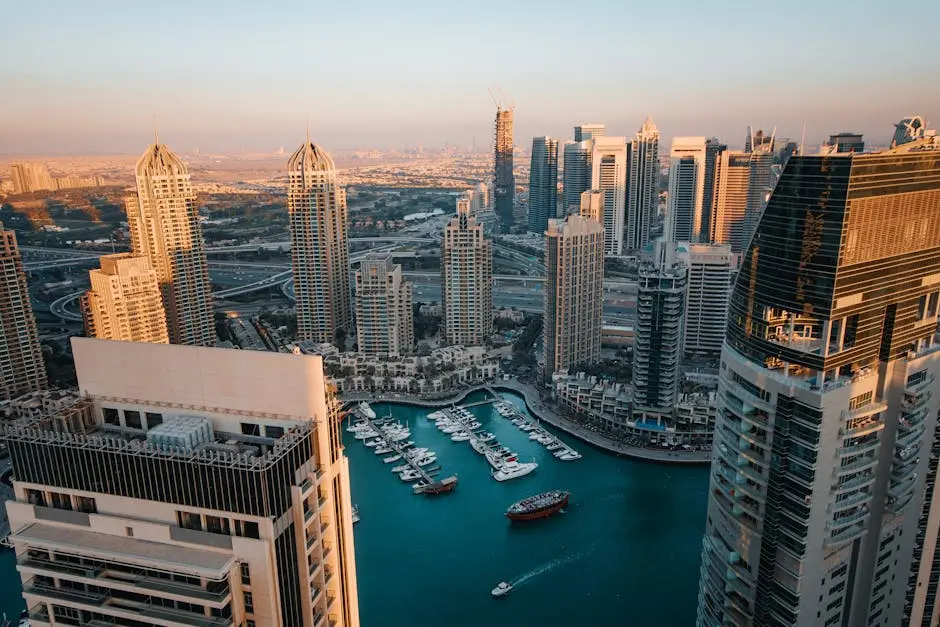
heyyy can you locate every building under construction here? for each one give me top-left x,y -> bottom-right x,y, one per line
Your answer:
493,105 -> 515,233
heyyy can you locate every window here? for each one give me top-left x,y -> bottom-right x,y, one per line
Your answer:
102,407 -> 119,425
241,422 -> 261,436
126,527 -> 134,537
240,562 -> 251,585
205,515 -> 230,535
25,489 -> 46,507
177,511 -> 202,531
266,425 -> 284,439
50,492 -> 72,511
243,592 -> 254,614
75,496 -> 97,514
146,412 -> 163,428
124,410 -> 142,429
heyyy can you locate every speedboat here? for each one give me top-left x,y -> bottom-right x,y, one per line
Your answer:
536,434 -> 554,445
546,441 -> 564,451
387,430 -> 411,442
383,454 -> 401,463
519,423 -> 536,432
405,447 -> 430,458
392,463 -> 410,473
414,455 -> 437,466
441,425 -> 462,434
352,505 -> 360,524
400,468 -> 422,481
347,421 -> 370,433
528,432 -> 545,441
358,402 -> 377,419
491,581 -> 513,597
375,445 -> 393,454
558,451 -> 582,461
364,438 -> 384,448
492,460 -> 538,482
451,431 -> 471,442
354,430 -> 379,440
427,411 -> 445,421
478,432 -> 496,443
467,421 -> 482,430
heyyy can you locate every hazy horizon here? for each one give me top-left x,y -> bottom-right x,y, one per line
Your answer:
4,0 -> 939,155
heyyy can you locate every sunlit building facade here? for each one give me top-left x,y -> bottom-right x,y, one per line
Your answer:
442,200 -> 493,346
626,117 -> 660,252
591,136 -> 628,255
82,253 -> 169,344
355,253 -> 413,357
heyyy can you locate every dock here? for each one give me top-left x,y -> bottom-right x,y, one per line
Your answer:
350,407 -> 457,496
434,407 -> 516,470
488,395 -> 581,461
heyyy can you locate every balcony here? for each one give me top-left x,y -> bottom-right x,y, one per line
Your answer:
829,490 -> 871,512
905,373 -> 936,395
836,437 -> 879,458
834,454 -> 878,475
829,506 -> 869,530
895,423 -> 927,449
827,521 -> 867,545
839,419 -> 884,439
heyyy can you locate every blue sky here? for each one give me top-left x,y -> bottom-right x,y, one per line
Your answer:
3,0 -> 939,154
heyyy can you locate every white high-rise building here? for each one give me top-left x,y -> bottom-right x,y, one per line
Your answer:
591,136 -> 628,255
666,137 -> 707,243
442,200 -> 493,346
697,139 -> 940,627
710,150 -> 751,251
125,141 -> 215,346
626,117 -> 660,252
82,253 -> 169,344
355,253 -> 413,357
2,338 -> 361,626
288,138 -> 352,345
676,243 -> 732,356
543,214 -> 604,382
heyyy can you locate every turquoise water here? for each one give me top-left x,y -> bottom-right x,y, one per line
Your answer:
350,391 -> 709,627
0,391 -> 711,626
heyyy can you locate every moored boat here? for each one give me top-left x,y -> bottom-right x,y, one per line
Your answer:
492,460 -> 537,482
358,401 -> 377,419
505,490 -> 570,521
383,454 -> 401,463
414,475 -> 458,495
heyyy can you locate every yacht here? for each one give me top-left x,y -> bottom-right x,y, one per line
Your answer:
558,451 -> 582,461
519,423 -> 536,432
451,431 -> 471,442
528,431 -> 545,441
470,438 -> 486,454
383,454 -> 401,463
546,441 -> 564,451
392,463 -> 411,473
467,420 -> 482,430
441,424 -> 462,434
364,438 -> 384,448
400,468 -> 423,481
405,447 -> 430,458
347,421 -> 370,433
427,411 -> 445,421
358,402 -> 377,419
352,505 -> 360,524
478,432 -> 496,443
536,434 -> 554,445
491,581 -> 513,597
387,430 -> 411,442
375,445 -> 393,455
354,429 -> 379,440
492,460 -> 538,482
414,454 -> 437,466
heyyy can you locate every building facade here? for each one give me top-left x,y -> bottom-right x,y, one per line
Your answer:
632,242 -> 688,411
125,141 -> 215,346
82,253 -> 169,344
574,123 -> 605,143
441,201 -> 493,346
697,139 -> 940,627
700,138 -> 727,243
288,139 -> 352,345
563,140 -> 593,215
543,215 -> 604,381
666,137 -> 707,243
710,150 -> 751,252
0,222 -> 47,400
354,253 -> 413,357
626,117 -> 660,252
3,338 -> 360,627
494,106 -> 515,233
591,136 -> 628,255
678,244 -> 732,357
527,136 -> 559,234
10,162 -> 55,194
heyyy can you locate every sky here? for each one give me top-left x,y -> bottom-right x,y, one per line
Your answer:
3,0 -> 939,155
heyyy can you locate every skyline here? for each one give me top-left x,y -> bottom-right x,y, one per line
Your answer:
4,0 -> 939,154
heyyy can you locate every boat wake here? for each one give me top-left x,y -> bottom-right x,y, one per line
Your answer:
510,543 -> 597,588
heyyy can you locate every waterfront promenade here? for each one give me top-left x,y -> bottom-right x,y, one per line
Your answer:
340,380 -> 712,465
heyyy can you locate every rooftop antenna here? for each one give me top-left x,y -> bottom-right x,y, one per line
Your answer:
152,113 -> 159,145
799,121 -> 807,156
306,116 -> 311,144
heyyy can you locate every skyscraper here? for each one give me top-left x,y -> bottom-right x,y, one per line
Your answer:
2,338 -> 360,626
288,138 -> 352,345
677,244 -> 732,357
82,253 -> 169,344
355,253 -> 413,357
666,137 -> 707,243
893,114 -> 928,147
574,123 -> 605,143
442,200 -> 493,346
632,242 -> 687,411
697,137 -> 940,627
625,118 -> 660,252
125,140 -> 215,346
710,150 -> 751,252
591,136 -> 628,255
493,106 -> 515,233
527,136 -> 559,233
563,140 -> 593,215
0,222 -> 46,400
543,214 -> 604,382
9,162 -> 55,194
700,138 -> 727,243
743,137 -> 775,249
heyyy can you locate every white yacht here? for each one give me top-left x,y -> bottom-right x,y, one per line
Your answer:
414,454 -> 437,466
536,434 -> 554,445
492,460 -> 538,482
427,410 -> 445,421
528,431 -> 545,441
374,445 -> 393,455
547,441 -> 564,451
347,421 -> 370,433
354,429 -> 379,440
358,402 -> 377,419
364,438 -> 383,448
451,431 -> 471,442
383,454 -> 401,463
519,423 -> 536,432
400,468 -> 422,481
405,447 -> 430,458
558,450 -> 582,461
491,581 -> 513,597
467,420 -> 482,430
392,463 -> 410,473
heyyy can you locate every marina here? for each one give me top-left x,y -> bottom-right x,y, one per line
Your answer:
491,398 -> 582,461
348,402 -> 458,495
